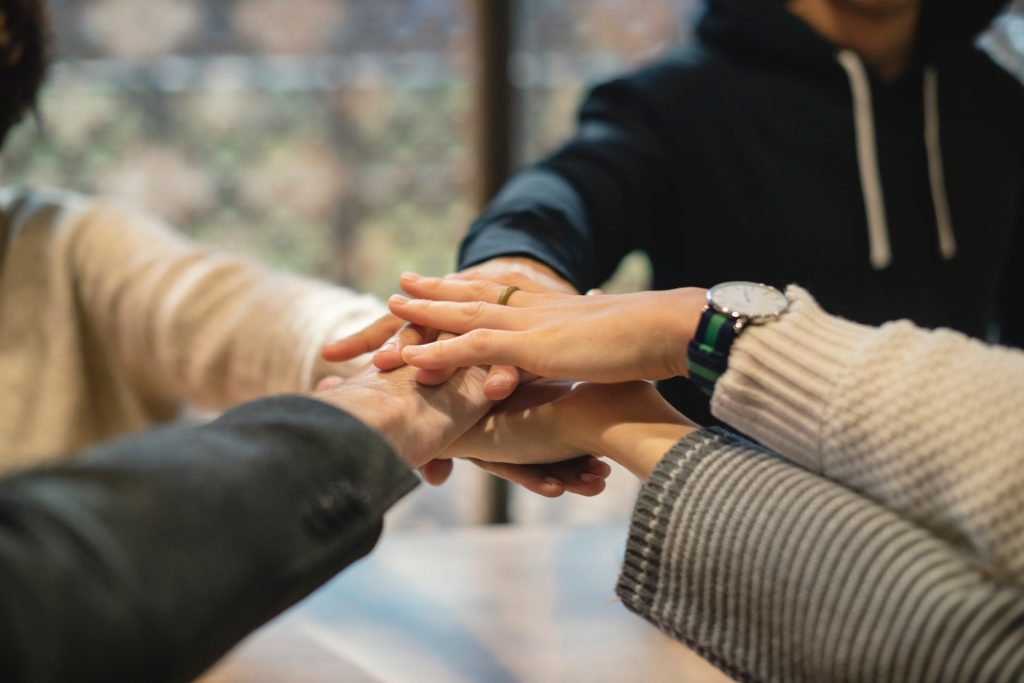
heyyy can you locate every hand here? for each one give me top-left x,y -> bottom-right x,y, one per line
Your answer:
389,272 -> 707,384
418,456 -> 610,498
314,372 -> 610,494
312,364 -> 492,469
321,319 -> 452,384
320,257 -> 576,399
444,380 -> 697,479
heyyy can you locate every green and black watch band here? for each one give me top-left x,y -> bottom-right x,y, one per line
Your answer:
687,309 -> 740,396
685,281 -> 789,397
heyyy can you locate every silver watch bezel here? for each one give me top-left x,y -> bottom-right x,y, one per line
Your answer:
707,281 -> 788,330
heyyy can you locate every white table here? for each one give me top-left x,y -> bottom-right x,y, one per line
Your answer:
199,523 -> 732,683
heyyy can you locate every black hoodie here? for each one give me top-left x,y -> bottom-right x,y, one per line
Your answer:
459,0 -> 1024,420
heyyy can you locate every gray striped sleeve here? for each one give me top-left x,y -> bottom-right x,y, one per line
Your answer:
617,428 -> 1024,683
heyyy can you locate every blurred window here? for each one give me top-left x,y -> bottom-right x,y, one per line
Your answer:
2,0 -> 476,300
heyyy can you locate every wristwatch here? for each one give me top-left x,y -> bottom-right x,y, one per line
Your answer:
687,281 -> 788,396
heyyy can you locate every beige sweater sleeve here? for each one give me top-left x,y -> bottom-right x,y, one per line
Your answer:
712,286 -> 1024,580
67,199 -> 384,410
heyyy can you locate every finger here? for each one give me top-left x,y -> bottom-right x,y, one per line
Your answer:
401,329 -> 523,371
400,272 -> 538,307
539,456 -> 610,497
580,455 -> 612,481
414,366 -> 459,385
585,288 -> 605,296
470,456 -> 610,498
372,323 -> 434,371
483,365 -> 522,400
418,459 -> 454,486
470,460 -> 565,498
321,314 -> 403,362
414,332 -> 459,385
389,295 -> 527,339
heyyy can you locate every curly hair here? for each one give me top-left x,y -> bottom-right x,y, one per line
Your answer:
0,0 -> 50,147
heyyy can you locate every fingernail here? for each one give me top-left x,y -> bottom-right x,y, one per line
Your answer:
543,476 -> 563,487
400,271 -> 419,281
389,294 -> 409,305
487,379 -> 511,393
403,346 -> 422,358
584,456 -> 604,471
379,340 -> 397,353
579,473 -> 603,483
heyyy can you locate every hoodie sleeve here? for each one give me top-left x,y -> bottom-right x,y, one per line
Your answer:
458,67 -> 678,292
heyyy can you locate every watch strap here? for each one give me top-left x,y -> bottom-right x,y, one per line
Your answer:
687,309 -> 740,396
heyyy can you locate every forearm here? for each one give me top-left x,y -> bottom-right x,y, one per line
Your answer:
712,286 -> 1024,580
0,396 -> 415,682
618,429 -> 1024,683
69,201 -> 384,408
571,382 -> 696,479
596,420 -> 695,479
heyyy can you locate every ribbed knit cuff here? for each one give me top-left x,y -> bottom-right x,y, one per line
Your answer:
617,424 -> 1024,683
618,430 -> 714,612
618,428 -> 753,682
710,286 -> 875,473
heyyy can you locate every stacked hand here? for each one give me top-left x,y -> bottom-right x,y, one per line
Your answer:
320,258 -> 706,489
314,364 -> 611,496
387,272 -> 706,383
443,379 -> 696,479
322,257 -> 577,399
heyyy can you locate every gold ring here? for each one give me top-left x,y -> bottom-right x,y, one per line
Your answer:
496,285 -> 520,306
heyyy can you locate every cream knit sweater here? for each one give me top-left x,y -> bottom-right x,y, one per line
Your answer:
712,286 -> 1024,581
0,186 -> 384,471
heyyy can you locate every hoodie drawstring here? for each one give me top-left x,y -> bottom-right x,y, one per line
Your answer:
837,49 -> 892,270
924,67 -> 958,260
836,50 -> 958,269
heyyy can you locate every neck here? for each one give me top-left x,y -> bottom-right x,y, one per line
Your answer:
787,0 -> 921,81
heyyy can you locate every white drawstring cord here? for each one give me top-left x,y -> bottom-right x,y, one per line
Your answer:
837,50 -> 892,270
924,67 -> 958,260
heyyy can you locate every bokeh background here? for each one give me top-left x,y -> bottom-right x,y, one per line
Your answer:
1,0 -> 707,300
2,0 -> 1022,524
4,0 -> 1021,298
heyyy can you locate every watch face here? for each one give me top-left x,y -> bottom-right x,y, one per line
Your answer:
708,281 -> 788,321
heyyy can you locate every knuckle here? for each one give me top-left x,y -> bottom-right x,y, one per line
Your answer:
464,329 -> 493,354
468,279 -> 492,299
459,300 -> 488,320
503,271 -> 530,286
427,337 -> 451,360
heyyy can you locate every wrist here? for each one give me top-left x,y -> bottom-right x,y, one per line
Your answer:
661,287 -> 708,378
317,392 -> 408,458
604,422 -> 697,480
564,382 -> 697,479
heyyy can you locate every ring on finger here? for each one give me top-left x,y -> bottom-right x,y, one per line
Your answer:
496,285 -> 520,306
